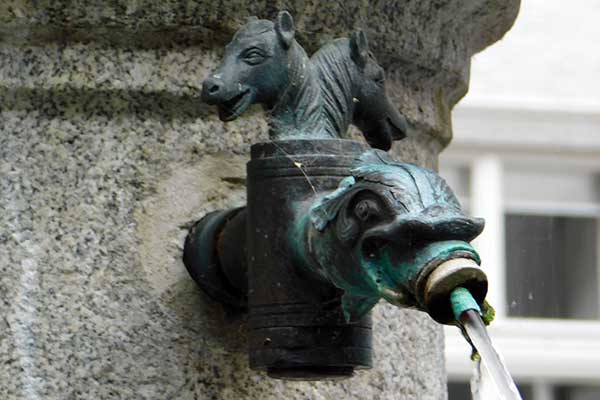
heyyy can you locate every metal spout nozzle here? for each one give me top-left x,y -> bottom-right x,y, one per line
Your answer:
421,257 -> 488,324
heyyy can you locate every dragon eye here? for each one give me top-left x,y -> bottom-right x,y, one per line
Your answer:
354,199 -> 381,222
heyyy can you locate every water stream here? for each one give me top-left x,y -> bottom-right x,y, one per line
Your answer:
460,309 -> 522,400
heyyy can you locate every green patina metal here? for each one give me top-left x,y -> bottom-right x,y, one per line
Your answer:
450,287 -> 482,321
374,241 -> 480,294
289,152 -> 487,322
342,241 -> 480,319
201,11 -> 406,149
188,8 -> 495,377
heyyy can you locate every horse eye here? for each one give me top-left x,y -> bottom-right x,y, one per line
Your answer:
242,48 -> 266,65
354,199 -> 381,222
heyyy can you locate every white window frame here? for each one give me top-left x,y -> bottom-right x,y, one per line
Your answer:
441,104 -> 600,389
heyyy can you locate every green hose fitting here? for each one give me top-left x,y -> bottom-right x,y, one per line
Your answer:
450,287 -> 481,321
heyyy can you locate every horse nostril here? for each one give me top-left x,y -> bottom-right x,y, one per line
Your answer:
201,77 -> 224,104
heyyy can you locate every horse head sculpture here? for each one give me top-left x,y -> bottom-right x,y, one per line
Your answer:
201,11 -> 325,139
311,31 -> 408,150
201,11 -> 408,149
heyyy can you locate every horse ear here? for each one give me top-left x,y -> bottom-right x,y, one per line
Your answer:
350,31 -> 369,68
275,11 -> 295,49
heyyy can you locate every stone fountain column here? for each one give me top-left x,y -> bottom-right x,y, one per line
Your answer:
0,2 -> 519,399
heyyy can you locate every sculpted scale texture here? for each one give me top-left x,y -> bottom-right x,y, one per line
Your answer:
304,151 -> 485,321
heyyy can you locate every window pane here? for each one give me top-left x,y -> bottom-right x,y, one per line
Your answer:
505,214 -> 599,319
448,382 -> 471,400
556,385 -> 600,400
448,381 -> 532,399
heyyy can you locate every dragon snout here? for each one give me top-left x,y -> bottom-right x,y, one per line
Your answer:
363,214 -> 485,247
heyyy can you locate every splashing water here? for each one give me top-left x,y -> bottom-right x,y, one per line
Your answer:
460,309 -> 522,400
471,356 -> 503,400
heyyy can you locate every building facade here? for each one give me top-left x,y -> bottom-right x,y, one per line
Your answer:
442,1 -> 600,398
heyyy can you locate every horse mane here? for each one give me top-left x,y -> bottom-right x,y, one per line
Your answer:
268,41 -> 325,138
310,38 -> 355,137
234,20 -> 273,39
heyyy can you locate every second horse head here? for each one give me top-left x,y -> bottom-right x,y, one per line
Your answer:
311,31 -> 408,150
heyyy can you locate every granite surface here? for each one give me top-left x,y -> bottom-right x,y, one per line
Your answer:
0,40 -> 446,400
0,2 -> 520,399
0,0 -> 520,145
